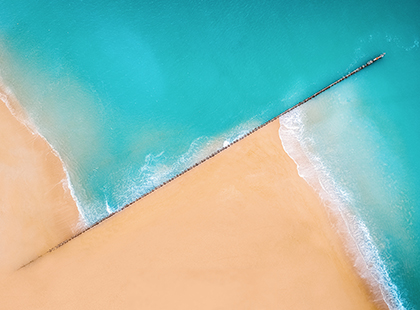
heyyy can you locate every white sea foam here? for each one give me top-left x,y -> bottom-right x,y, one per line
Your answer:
279,107 -> 406,310
106,119 -> 261,218
0,85 -> 87,230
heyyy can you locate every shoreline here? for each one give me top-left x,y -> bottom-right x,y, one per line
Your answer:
0,88 -> 83,273
279,109 -> 394,309
0,119 -> 383,309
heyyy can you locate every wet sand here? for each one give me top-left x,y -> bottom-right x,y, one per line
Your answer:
0,94 -> 81,273
0,109 -> 382,309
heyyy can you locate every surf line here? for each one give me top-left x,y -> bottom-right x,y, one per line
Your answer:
18,53 -> 385,270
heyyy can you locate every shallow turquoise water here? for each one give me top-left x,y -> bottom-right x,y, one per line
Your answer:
0,0 -> 419,308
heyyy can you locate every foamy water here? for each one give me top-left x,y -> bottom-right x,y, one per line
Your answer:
278,90 -> 407,309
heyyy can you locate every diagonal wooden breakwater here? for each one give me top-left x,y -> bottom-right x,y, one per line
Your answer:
19,53 -> 385,269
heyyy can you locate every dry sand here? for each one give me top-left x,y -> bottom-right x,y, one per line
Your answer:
0,95 -> 81,273
0,105 -> 383,309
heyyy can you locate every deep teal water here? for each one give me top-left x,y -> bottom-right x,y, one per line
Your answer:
0,0 -> 419,308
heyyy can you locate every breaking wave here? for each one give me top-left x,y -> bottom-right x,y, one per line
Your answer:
279,104 -> 406,310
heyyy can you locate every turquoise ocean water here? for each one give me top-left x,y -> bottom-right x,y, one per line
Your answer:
0,0 -> 418,308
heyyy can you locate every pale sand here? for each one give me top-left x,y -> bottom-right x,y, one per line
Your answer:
0,115 -> 383,309
0,95 -> 81,273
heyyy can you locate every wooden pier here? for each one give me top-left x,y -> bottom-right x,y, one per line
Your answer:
19,53 -> 386,268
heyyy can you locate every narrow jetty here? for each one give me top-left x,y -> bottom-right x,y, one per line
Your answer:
19,53 -> 385,268
279,53 -> 386,117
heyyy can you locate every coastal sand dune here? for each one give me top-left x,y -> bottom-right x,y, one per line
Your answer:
0,112 -> 382,309
0,96 -> 81,273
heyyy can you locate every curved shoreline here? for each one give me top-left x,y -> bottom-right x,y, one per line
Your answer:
0,87 -> 83,273
279,106 -> 402,310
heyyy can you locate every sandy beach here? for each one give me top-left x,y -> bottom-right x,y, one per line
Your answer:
0,94 -> 81,274
0,104 -> 383,309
